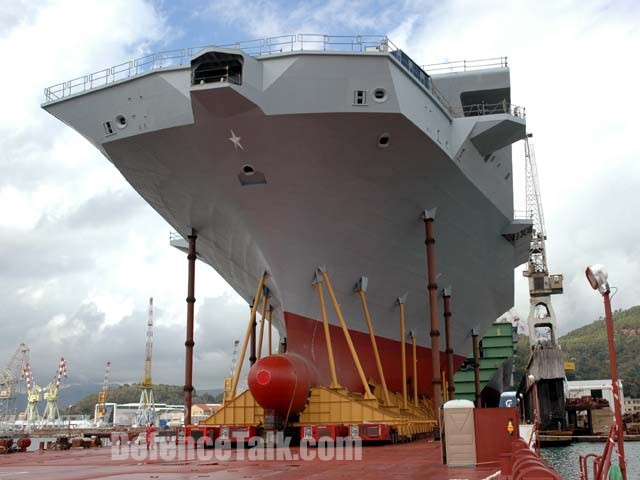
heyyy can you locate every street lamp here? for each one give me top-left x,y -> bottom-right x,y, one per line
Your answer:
585,264 -> 627,480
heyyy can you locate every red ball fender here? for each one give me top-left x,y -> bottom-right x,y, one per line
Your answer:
248,353 -> 318,416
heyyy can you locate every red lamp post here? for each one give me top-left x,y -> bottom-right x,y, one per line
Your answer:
585,264 -> 626,480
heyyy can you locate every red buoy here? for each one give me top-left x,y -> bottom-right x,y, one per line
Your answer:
248,353 -> 317,416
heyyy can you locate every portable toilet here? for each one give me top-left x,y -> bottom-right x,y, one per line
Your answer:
442,399 -> 477,467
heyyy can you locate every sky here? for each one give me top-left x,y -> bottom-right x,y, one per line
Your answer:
1,0 -> 638,391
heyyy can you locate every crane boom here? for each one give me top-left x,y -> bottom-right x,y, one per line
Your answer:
97,361 -> 111,418
522,135 -> 563,345
42,357 -> 68,426
143,297 -> 153,387
0,343 -> 29,420
136,297 -> 156,426
223,340 -> 240,405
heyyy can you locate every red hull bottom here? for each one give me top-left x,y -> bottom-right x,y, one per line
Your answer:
284,312 -> 466,398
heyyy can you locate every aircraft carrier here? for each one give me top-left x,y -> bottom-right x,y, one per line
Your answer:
42,33 -> 530,406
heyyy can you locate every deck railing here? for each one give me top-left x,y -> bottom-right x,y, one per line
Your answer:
43,34 -> 398,103
42,35 -> 515,122
448,101 -> 525,118
423,56 -> 508,73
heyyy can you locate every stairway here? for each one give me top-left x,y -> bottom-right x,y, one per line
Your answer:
453,322 -> 517,402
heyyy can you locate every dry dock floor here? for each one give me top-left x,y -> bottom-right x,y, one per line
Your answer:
0,441 -> 499,479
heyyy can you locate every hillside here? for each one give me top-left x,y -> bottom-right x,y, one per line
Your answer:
70,384 -> 223,415
513,305 -> 640,398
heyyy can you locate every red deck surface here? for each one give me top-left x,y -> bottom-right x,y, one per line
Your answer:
0,441 -> 499,480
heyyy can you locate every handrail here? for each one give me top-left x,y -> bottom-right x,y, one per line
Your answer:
448,101 -> 526,119
42,34 -> 515,123
578,423 -> 618,480
423,56 -> 508,73
43,34 -> 398,103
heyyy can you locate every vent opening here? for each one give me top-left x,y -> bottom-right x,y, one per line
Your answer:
115,115 -> 127,129
353,90 -> 367,106
242,165 -> 255,176
373,88 -> 387,102
103,121 -> 114,135
378,133 -> 390,148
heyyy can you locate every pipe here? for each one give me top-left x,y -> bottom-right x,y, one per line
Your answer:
422,210 -> 442,411
250,305 -> 257,366
184,231 -> 197,426
268,305 -> 273,356
442,370 -> 447,402
319,268 -> 374,399
604,291 -> 627,480
314,277 -> 340,389
356,285 -> 391,405
398,296 -> 408,410
231,273 -> 267,399
472,330 -> 481,408
257,288 -> 269,360
411,331 -> 418,407
442,288 -> 455,400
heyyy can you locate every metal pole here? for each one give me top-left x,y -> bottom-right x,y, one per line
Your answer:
257,289 -> 269,360
356,284 -> 391,405
184,231 -> 197,426
604,291 -> 627,480
319,268 -> 374,399
250,311 -> 257,366
411,332 -> 418,407
472,330 -> 481,408
398,296 -> 408,410
442,288 -> 455,400
268,305 -> 273,356
231,273 -> 267,399
314,278 -> 340,389
422,210 -> 442,411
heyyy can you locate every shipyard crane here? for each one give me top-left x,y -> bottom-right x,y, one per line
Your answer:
0,343 -> 29,422
522,135 -> 564,345
41,357 -> 68,427
136,297 -> 156,426
223,340 -> 240,405
23,363 -> 42,428
96,361 -> 111,424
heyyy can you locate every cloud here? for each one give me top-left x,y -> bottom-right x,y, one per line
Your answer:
0,0 -> 247,391
202,0 -> 418,39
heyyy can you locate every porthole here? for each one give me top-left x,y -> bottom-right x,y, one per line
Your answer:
378,133 -> 391,148
373,88 -> 388,103
242,165 -> 255,176
115,114 -> 127,129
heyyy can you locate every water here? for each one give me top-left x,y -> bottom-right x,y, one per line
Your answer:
541,441 -> 640,479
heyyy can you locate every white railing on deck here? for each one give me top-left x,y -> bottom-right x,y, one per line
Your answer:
42,35 -> 517,121
448,101 -> 525,118
423,56 -> 508,73
43,34 -> 398,103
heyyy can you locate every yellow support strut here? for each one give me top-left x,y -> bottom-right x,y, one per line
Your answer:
355,281 -> 391,405
398,295 -> 408,410
268,305 -> 273,356
231,272 -> 267,399
257,288 -> 269,360
411,331 -> 418,407
314,276 -> 341,389
318,267 -> 375,400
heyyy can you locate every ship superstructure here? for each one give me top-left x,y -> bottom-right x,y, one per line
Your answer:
43,34 -> 531,403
